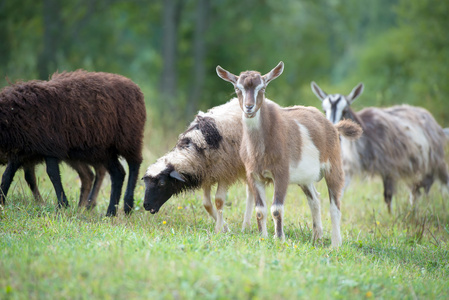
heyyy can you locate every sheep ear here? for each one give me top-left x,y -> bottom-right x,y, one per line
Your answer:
216,66 -> 238,84
262,61 -> 284,85
310,81 -> 327,101
170,170 -> 186,182
347,83 -> 364,104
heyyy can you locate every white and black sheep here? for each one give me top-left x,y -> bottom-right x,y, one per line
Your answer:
143,99 -> 251,233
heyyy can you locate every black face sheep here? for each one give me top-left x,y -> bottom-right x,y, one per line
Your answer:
142,99 -> 250,233
216,62 -> 362,247
311,81 -> 449,213
0,70 -> 146,216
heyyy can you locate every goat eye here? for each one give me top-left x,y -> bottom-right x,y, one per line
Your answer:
159,179 -> 166,186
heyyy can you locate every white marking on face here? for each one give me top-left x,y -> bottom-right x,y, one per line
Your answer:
253,82 -> 264,107
145,159 -> 167,177
289,122 -> 322,185
236,81 -> 248,109
236,83 -> 245,95
334,96 -> 348,123
323,94 -> 349,124
322,98 -> 331,112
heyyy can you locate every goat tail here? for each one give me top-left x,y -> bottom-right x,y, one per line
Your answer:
334,119 -> 363,140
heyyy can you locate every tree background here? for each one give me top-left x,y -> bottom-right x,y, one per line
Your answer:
1,0 -> 448,139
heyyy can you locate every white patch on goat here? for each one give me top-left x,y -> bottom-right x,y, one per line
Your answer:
271,203 -> 285,240
322,98 -> 331,114
242,184 -> 254,231
243,110 -> 264,154
289,122 -> 321,185
270,204 -> 284,215
243,109 -> 261,128
253,179 -> 268,237
253,82 -> 264,105
236,83 -> 245,102
329,200 -> 342,247
334,96 -> 347,123
323,95 -> 347,124
145,159 -> 167,177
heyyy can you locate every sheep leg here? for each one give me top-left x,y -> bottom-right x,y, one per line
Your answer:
272,177 -> 288,241
86,165 -> 107,209
214,182 -> 229,233
45,157 -> 69,208
106,158 -> 125,216
242,184 -> 254,231
251,176 -> 268,238
123,161 -> 140,215
301,185 -> 323,243
67,161 -> 94,207
202,185 -> 217,221
382,176 -> 395,214
23,164 -> 43,203
0,160 -> 21,205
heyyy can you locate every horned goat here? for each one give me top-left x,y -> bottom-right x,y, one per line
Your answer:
143,99 -> 252,233
217,62 -> 362,247
0,70 -> 146,216
311,81 -> 449,213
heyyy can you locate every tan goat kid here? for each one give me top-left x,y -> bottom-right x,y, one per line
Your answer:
216,62 -> 362,247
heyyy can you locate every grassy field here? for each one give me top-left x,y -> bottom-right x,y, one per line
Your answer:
1,133 -> 449,299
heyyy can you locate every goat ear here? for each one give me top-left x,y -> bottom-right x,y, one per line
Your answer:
216,66 -> 238,84
262,61 -> 284,85
170,170 -> 186,182
310,81 -> 327,101
347,83 -> 364,104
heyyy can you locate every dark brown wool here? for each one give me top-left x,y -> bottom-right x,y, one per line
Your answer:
0,70 -> 146,215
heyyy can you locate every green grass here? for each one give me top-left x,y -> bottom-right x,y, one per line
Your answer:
1,163 -> 449,299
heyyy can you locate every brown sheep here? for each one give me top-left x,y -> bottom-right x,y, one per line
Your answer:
0,70 -> 146,215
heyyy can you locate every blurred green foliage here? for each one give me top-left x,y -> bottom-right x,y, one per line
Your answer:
0,0 -> 448,128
